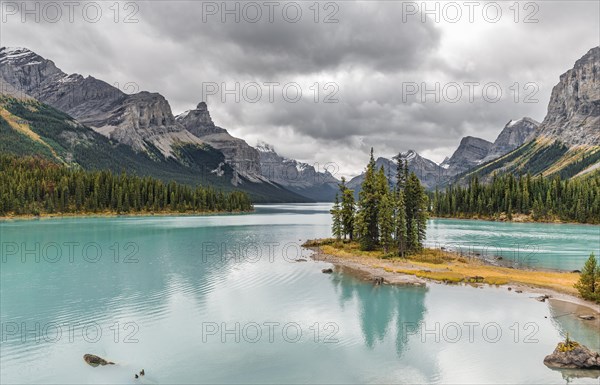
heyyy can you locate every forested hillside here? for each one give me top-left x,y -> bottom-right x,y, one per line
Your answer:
0,96 -> 309,203
433,172 -> 600,224
0,155 -> 253,216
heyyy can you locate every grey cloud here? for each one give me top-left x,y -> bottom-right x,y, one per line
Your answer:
0,0 -> 598,175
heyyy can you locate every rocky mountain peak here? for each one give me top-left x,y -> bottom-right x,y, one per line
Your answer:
256,141 -> 276,153
442,136 -> 493,176
482,117 -> 540,162
256,142 -> 339,200
399,149 -> 417,162
535,46 -> 600,146
176,101 -> 224,136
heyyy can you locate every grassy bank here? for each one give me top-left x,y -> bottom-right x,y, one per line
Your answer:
304,239 -> 582,296
432,213 -> 597,225
0,209 -> 253,221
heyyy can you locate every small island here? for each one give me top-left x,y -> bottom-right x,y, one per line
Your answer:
544,335 -> 600,372
306,150 -> 600,314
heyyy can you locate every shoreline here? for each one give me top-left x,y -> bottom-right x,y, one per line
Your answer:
0,209 -> 254,221
305,243 -> 600,316
430,214 -> 599,226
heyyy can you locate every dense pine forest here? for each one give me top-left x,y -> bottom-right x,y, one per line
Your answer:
432,172 -> 600,224
331,150 -> 429,255
0,155 -> 253,217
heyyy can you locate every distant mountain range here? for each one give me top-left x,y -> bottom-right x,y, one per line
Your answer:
256,142 -> 339,201
0,46 -> 598,202
456,46 -> 600,183
0,47 -> 308,202
347,47 -> 600,193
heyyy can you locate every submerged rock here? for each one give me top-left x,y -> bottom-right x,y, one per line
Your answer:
322,268 -> 333,274
578,315 -> 596,321
83,354 -> 115,367
544,340 -> 600,370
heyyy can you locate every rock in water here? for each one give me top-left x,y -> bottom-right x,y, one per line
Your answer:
322,268 -> 333,274
578,315 -> 596,321
544,341 -> 600,370
83,354 -> 115,367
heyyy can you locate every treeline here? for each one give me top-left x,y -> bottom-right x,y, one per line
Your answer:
0,155 -> 253,216
331,149 -> 428,255
432,172 -> 600,224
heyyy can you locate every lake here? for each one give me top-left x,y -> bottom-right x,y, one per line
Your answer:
1,204 -> 599,384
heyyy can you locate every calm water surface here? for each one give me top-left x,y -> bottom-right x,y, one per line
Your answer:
1,204 -> 598,384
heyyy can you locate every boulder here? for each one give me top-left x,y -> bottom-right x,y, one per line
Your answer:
544,341 -> 600,370
83,354 -> 115,367
578,315 -> 596,321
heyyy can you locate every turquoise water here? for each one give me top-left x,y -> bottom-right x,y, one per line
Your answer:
426,218 -> 600,271
0,204 -> 598,384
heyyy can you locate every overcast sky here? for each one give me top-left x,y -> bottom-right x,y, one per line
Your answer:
2,0 -> 599,177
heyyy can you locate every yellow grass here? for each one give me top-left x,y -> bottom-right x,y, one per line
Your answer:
0,105 -> 63,162
307,239 -> 580,295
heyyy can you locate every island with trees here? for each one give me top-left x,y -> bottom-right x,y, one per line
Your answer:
305,150 -> 600,306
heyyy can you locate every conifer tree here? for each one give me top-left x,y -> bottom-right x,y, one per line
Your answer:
575,253 -> 600,302
378,191 -> 394,253
339,177 -> 355,240
331,194 -> 342,240
357,148 -> 379,251
392,190 -> 407,257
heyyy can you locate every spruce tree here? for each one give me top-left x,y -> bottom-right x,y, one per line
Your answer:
394,190 -> 408,257
378,192 -> 394,253
331,194 -> 342,240
338,177 -> 355,240
405,172 -> 427,252
357,148 -> 379,251
575,253 -> 599,302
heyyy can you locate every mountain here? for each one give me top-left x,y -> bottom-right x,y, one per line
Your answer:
534,46 -> 600,146
0,47 -> 201,155
459,47 -> 600,182
481,117 -> 540,162
441,136 -> 493,175
0,47 -> 310,202
0,94 -> 231,185
256,142 -> 339,201
347,150 -> 445,194
175,102 -> 264,183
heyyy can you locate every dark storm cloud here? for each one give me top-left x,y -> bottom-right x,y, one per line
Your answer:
136,1 -> 442,76
1,0 -> 599,174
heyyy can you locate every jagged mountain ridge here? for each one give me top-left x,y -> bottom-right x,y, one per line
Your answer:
482,117 -> 540,162
459,46 -> 600,182
0,47 -> 201,155
0,47 -> 267,182
533,46 -> 600,146
440,136 -> 493,176
256,142 -> 339,201
347,150 -> 445,193
0,47 -> 311,202
176,102 -> 265,183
